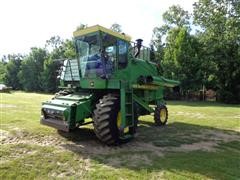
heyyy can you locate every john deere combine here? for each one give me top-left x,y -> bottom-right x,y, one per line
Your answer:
41,25 -> 179,145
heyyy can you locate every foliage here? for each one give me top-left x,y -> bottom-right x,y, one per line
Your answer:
63,39 -> 76,59
110,23 -> 122,33
18,48 -> 47,91
75,23 -> 87,31
164,28 -> 202,91
153,5 -> 202,93
152,2 -> 240,103
193,0 -> 240,103
41,37 -> 76,92
152,5 -> 191,63
5,54 -> 23,89
0,61 -> 6,83
40,58 -> 60,92
45,36 -> 63,50
162,5 -> 190,28
3,36 -> 76,93
151,27 -> 165,62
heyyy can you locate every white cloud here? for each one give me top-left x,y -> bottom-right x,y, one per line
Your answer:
0,0 -> 197,56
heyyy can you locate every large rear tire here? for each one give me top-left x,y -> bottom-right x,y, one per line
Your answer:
93,94 -> 121,145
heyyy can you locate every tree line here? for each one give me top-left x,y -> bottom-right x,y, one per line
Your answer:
152,0 -> 239,103
0,0 -> 239,103
0,37 -> 76,93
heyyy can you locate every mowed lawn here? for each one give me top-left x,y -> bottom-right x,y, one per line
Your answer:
1,91 -> 240,179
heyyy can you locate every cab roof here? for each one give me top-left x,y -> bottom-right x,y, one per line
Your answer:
73,25 -> 131,42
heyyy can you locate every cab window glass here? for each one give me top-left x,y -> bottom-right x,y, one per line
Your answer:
118,40 -> 128,69
102,33 -> 117,63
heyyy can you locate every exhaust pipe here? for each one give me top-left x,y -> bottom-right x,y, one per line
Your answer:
134,39 -> 143,58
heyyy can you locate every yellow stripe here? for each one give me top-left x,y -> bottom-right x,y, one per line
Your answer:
132,84 -> 159,90
73,25 -> 131,42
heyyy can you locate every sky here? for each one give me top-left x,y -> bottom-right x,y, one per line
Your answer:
0,0 -> 197,57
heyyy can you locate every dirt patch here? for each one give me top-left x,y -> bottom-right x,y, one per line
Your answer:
60,139 -> 165,159
1,129 -> 64,147
176,111 -> 205,119
233,115 -> 240,119
234,127 -> 240,132
2,135 -> 60,146
106,157 -> 123,167
106,154 -> 152,168
1,128 -> 240,159
127,141 -> 164,157
201,129 -> 240,142
0,129 -> 10,140
177,141 -> 218,152
50,158 -> 90,178
151,171 -> 164,179
167,129 -> 240,152
0,150 -> 38,165
127,154 -> 152,167
0,142 -> 38,164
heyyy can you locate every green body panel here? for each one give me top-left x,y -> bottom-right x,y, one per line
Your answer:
41,25 -> 180,138
150,76 -> 180,88
132,94 -> 154,113
41,93 -> 92,130
80,78 -> 120,89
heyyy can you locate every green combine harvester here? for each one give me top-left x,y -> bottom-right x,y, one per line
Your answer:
41,25 -> 179,145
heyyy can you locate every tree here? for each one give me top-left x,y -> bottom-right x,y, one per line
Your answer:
75,23 -> 87,31
63,39 -> 76,59
40,37 -> 76,92
151,5 -> 191,62
18,48 -> 47,91
45,36 -> 76,59
4,35 -> 77,92
40,58 -> 61,92
0,61 -> 6,83
162,5 -> 190,28
152,5 -> 202,95
18,58 -> 38,91
193,0 -> 240,103
151,26 -> 168,62
5,54 -> 23,89
163,27 -> 202,92
46,36 -> 63,50
110,23 -> 122,33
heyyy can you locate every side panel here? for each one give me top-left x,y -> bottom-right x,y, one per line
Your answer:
41,93 -> 93,131
80,79 -> 120,89
75,99 -> 92,123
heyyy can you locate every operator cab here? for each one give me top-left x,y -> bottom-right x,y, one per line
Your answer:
74,25 -> 131,79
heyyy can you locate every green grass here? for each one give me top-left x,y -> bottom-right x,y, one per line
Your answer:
1,91 -> 240,179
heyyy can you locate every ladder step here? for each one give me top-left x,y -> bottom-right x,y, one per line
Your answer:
126,114 -> 132,117
126,102 -> 132,105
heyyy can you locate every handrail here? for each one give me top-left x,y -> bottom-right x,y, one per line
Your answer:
130,42 -> 160,63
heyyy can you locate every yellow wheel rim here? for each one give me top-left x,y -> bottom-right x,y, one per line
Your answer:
117,112 -> 121,128
160,108 -> 167,121
117,111 -> 129,133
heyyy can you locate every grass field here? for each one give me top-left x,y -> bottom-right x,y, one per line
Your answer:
1,91 -> 240,179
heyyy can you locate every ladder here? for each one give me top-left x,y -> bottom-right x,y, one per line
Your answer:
120,88 -> 133,128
